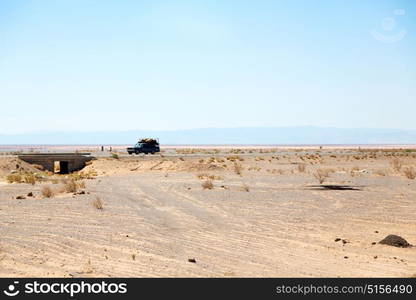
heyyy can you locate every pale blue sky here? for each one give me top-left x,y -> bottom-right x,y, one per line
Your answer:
0,0 -> 415,134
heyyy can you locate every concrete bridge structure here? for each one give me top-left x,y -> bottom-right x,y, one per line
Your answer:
18,153 -> 94,174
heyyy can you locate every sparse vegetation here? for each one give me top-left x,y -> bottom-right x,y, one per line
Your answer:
41,186 -> 54,198
201,179 -> 214,190
297,163 -> 306,173
111,153 -> 119,159
78,180 -> 86,189
226,156 -> 244,162
6,173 -> 22,183
92,197 -> 103,210
391,159 -> 402,172
248,166 -> 261,172
403,167 -> 416,179
313,169 -> 330,184
64,179 -> 78,193
233,163 -> 243,176
70,170 -> 97,180
196,174 -> 222,180
24,173 -> 37,185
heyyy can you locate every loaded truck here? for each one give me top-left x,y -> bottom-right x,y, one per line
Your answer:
127,138 -> 160,155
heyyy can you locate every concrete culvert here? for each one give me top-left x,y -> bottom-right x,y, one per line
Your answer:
379,235 -> 412,248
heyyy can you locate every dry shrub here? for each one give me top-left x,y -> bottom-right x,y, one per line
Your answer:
92,197 -> 103,210
41,186 -> 54,198
249,166 -> 261,171
233,163 -> 243,176
201,179 -> 214,190
78,181 -> 86,189
226,156 -> 244,162
6,173 -> 22,183
24,173 -> 37,185
350,166 -> 360,177
70,170 -> 97,180
297,163 -> 306,173
391,159 -> 402,172
196,174 -> 222,180
403,167 -> 416,179
313,169 -> 330,184
111,153 -> 119,159
64,179 -> 78,193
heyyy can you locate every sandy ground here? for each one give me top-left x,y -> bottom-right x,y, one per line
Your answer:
0,148 -> 415,277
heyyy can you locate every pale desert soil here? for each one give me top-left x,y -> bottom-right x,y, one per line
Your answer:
0,148 -> 415,277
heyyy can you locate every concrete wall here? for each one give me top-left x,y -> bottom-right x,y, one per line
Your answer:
18,153 -> 94,173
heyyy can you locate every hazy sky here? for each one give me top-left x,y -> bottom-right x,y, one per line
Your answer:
0,0 -> 415,134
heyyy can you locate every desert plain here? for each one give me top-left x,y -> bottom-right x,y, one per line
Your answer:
0,146 -> 415,277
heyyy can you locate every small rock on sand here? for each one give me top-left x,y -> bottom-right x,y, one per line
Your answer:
379,235 -> 412,248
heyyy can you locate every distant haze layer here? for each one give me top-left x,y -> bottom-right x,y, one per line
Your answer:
1,127 -> 416,145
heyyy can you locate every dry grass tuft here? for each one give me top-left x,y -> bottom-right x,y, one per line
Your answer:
6,173 -> 22,183
403,166 -> 416,179
391,159 -> 402,172
313,169 -> 330,184
201,179 -> 214,190
41,186 -> 54,198
70,170 -> 97,180
24,173 -> 37,185
297,163 -> 306,173
226,156 -> 244,162
78,181 -> 86,189
233,163 -> 243,176
197,173 -> 223,180
64,179 -> 78,193
92,197 -> 104,210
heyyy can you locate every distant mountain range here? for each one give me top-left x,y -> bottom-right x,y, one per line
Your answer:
1,127 -> 416,145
